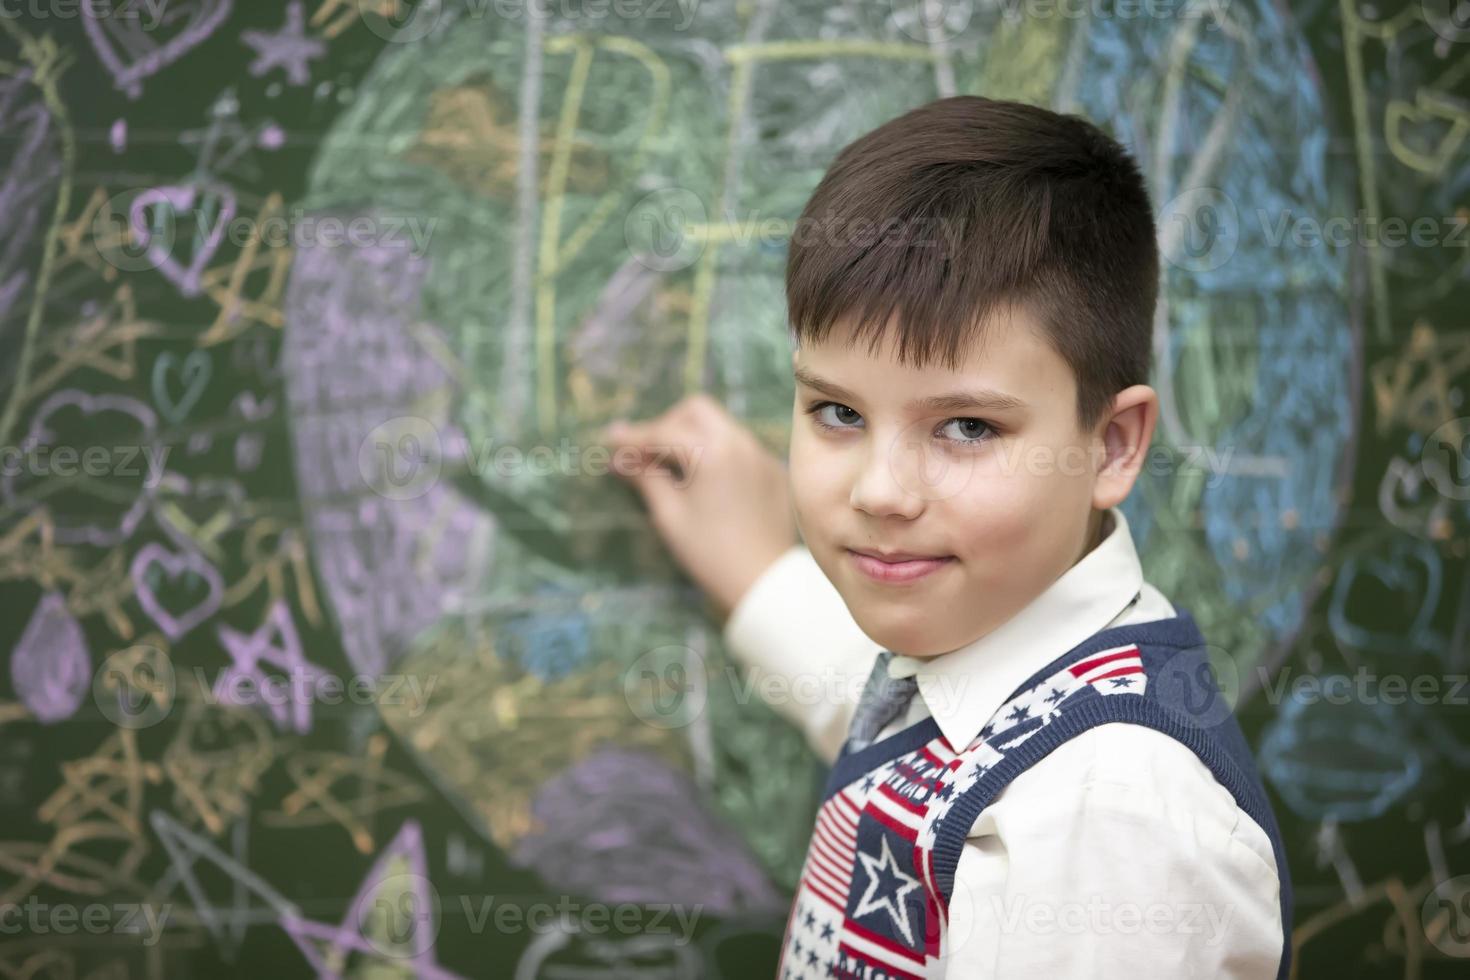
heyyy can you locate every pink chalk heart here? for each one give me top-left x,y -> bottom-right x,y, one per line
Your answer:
130,183 -> 237,297
84,0 -> 234,100
130,542 -> 224,640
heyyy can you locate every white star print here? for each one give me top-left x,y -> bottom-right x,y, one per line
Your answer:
852,835 -> 922,945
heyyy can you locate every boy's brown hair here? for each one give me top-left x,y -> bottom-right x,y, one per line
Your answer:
785,95 -> 1158,434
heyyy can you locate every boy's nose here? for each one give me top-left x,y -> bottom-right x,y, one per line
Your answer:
848,433 -> 928,520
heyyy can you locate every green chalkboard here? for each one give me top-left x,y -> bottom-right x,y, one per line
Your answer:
1,1 -> 1467,977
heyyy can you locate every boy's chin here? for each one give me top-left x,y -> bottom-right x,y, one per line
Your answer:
849,608 -> 966,659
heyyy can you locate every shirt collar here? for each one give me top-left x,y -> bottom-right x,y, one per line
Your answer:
886,505 -> 1145,751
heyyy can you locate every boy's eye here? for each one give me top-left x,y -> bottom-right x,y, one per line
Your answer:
808,401 -> 863,429
940,418 -> 994,443
804,401 -> 995,446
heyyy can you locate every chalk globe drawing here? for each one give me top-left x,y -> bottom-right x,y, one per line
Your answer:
281,0 -> 1354,912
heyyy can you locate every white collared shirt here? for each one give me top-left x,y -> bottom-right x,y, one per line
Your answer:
723,506 -> 1283,978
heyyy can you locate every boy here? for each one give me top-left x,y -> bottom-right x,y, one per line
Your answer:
600,96 -> 1290,978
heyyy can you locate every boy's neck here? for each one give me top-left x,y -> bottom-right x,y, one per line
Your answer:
1080,508 -> 1109,561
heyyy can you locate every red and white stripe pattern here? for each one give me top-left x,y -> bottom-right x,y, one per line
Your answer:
1068,643 -> 1146,695
803,786 -> 861,913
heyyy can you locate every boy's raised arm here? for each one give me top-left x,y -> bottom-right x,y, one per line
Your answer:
599,394 -> 879,763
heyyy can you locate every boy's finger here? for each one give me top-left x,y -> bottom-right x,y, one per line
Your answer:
598,411 -> 696,453
598,416 -> 656,448
617,453 -> 688,527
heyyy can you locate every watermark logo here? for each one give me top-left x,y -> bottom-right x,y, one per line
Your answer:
1159,186 -> 1240,272
879,0 -> 974,44
1422,0 -> 1470,42
1423,874 -> 1470,958
93,645 -> 175,729
356,0 -> 441,42
356,871 -> 443,959
884,415 -> 982,503
359,416 -> 444,501
1155,644 -> 1239,729
623,645 -> 708,729
625,187 -> 708,272
1422,416 -> 1470,501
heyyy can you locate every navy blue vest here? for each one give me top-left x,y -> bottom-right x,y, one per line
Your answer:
777,609 -> 1292,979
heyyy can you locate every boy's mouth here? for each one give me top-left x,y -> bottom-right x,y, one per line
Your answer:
845,547 -> 955,583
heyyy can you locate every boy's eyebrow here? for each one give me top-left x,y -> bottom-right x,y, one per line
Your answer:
793,366 -> 1029,414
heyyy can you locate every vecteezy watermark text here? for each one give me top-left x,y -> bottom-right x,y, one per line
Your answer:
357,415 -> 704,501
989,894 -> 1236,944
0,898 -> 172,947
1,443 -> 169,485
460,896 -> 702,944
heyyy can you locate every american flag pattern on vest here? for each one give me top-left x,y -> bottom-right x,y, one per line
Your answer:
776,641 -> 1149,979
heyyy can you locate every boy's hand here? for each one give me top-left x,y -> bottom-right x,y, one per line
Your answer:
597,393 -> 797,622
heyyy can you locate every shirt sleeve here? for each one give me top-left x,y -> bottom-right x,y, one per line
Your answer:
719,544 -> 883,764
938,722 -> 1283,980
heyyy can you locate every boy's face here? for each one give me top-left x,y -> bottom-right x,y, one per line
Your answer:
789,309 -> 1134,658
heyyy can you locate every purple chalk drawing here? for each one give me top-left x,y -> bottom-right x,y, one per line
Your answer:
1,389 -> 158,547
512,747 -> 784,916
11,592 -> 91,724
110,118 -> 126,152
241,2 -> 324,87
213,600 -> 325,735
234,433 -> 263,472
282,230 -> 488,676
568,257 -> 662,382
84,0 -> 234,100
231,390 -> 275,421
0,73 -> 62,358
281,820 -> 464,979
129,184 -> 236,297
130,541 -> 224,640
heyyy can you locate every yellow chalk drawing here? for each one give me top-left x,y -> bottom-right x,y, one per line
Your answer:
198,192 -> 294,346
220,518 -> 324,628
535,34 -> 671,435
1384,89 -> 1470,178
162,680 -> 278,837
1369,320 -> 1470,440
262,733 -> 426,854
2,728 -> 162,904
0,19 -> 76,453
380,627 -> 690,851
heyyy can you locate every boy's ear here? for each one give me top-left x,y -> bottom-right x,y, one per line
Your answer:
1091,385 -> 1159,511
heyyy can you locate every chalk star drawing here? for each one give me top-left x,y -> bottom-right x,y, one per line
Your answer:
0,729 -> 162,904
26,284 -> 159,396
281,820 -> 464,979
263,733 -> 427,854
198,192 -> 294,346
162,685 -> 277,835
213,599 -> 327,735
152,808 -> 301,961
1370,321 -> 1470,439
242,1 -> 325,87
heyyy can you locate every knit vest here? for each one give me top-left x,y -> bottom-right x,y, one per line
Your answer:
776,609 -> 1292,980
